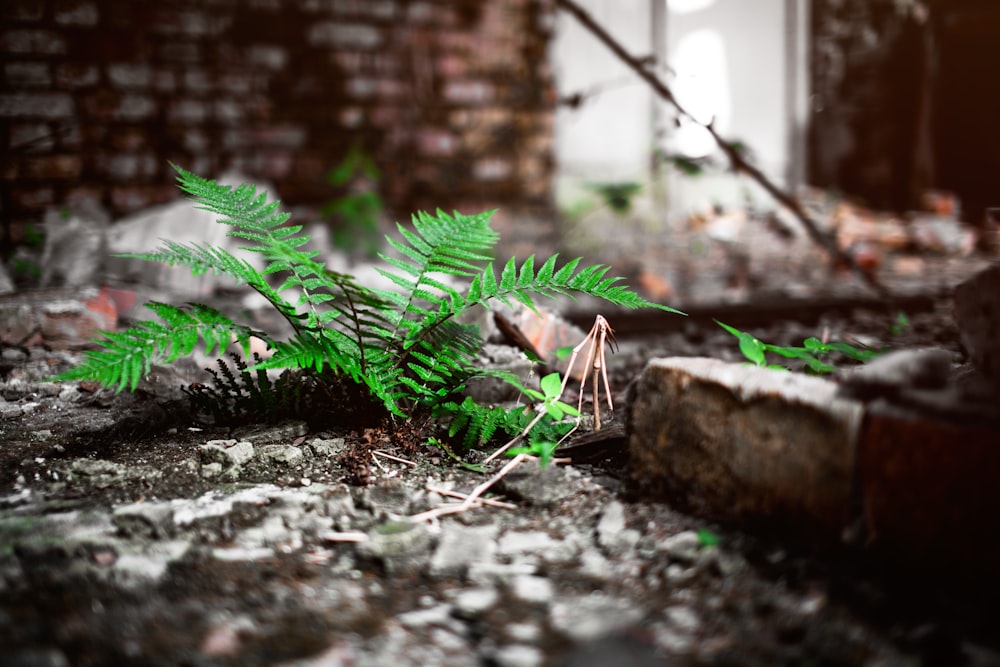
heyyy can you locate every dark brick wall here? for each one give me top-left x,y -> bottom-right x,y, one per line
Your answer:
1,0 -> 557,252
808,0 -> 930,214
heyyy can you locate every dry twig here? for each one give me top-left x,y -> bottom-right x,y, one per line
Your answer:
555,0 -> 890,298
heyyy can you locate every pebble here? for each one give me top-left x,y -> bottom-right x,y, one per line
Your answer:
510,574 -> 554,603
491,644 -> 544,667
451,588 -> 499,618
430,523 -> 499,579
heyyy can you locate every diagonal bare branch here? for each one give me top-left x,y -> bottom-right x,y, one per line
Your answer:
555,0 -> 891,299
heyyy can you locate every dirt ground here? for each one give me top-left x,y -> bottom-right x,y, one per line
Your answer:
3,273 -> 999,666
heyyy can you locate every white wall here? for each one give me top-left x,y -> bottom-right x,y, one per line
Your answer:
552,0 -> 654,183
553,0 -> 807,218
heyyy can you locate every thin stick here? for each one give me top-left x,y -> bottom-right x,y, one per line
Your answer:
426,485 -> 518,509
319,530 -> 369,543
554,0 -> 890,299
410,453 -> 530,523
373,450 -> 417,467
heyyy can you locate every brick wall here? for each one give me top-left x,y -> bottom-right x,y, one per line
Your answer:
1,0 -> 558,259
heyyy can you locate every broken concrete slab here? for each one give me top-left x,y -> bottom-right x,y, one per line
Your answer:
627,357 -> 863,544
627,355 -> 1000,589
0,287 -> 118,349
39,198 -> 109,289
105,171 -> 276,298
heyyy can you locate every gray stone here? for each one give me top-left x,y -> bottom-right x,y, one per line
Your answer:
549,594 -> 645,642
232,421 -> 308,445
496,458 -> 578,507
467,561 -> 538,586
429,523 -> 498,579
111,540 -> 190,586
596,500 -> 640,554
112,501 -> 176,539
258,444 -> 304,466
105,171 -> 275,298
357,521 -> 434,575
491,644 -> 544,667
509,574 -> 553,603
306,437 -> 347,457
200,462 -> 224,479
200,440 -> 255,468
497,530 -> 558,555
840,347 -> 953,390
451,588 -> 499,619
396,603 -> 453,629
656,530 -> 701,564
628,357 -> 862,542
39,198 -> 109,288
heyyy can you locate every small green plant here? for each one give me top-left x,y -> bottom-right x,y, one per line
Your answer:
716,320 -> 881,374
506,372 -> 581,467
322,143 -> 383,256
585,181 -> 642,214
53,164 -> 681,450
696,528 -> 721,548
888,311 -> 909,335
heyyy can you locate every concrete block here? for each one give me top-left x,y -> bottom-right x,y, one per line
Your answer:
627,357 -> 863,543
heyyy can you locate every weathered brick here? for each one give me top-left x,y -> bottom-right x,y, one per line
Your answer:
364,1 -> 397,19
184,70 -> 213,93
98,152 -> 157,180
473,158 -> 512,181
213,100 -> 243,123
247,45 -> 287,70
18,154 -> 83,180
219,73 -> 253,95
337,106 -> 362,128
0,93 -> 74,119
168,99 -> 208,124
0,29 -> 67,55
292,153 -> 325,181
109,126 -> 149,151
109,184 -> 176,213
9,123 -> 54,152
107,63 -> 152,89
54,0 -> 99,26
153,11 -> 231,38
114,94 -> 156,121
5,61 -> 51,88
247,0 -> 281,9
182,129 -> 209,152
1,0 -> 44,22
55,63 -> 99,88
418,129 -> 457,156
407,2 -> 437,23
9,186 -> 54,209
307,23 -> 381,49
158,42 -> 200,64
346,78 -> 376,98
436,54 -> 468,78
252,151 -> 293,179
443,80 -> 494,105
152,70 -> 177,92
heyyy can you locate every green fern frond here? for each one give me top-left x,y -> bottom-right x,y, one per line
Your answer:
472,254 -> 684,314
51,302 -> 262,392
440,396 -> 529,449
53,166 -> 685,450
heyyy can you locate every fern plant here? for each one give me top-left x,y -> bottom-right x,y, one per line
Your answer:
54,164 -> 681,446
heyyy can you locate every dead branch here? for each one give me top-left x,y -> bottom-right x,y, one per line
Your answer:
555,0 -> 890,298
